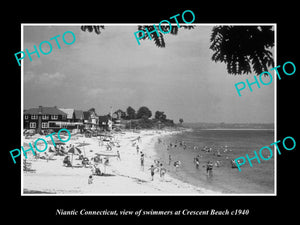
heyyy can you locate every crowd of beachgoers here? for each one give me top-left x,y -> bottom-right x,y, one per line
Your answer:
22,128 -> 220,195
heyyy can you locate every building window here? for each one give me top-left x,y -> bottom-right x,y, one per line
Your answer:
42,122 -> 48,128
48,122 -> 56,128
24,115 -> 29,120
31,115 -> 38,120
30,122 -> 36,128
42,115 -> 49,120
51,115 -> 58,120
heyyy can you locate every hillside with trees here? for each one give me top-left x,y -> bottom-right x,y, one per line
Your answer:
113,106 -> 176,129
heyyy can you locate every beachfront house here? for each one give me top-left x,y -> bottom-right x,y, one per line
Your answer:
24,106 -> 67,133
74,110 -> 84,123
83,110 -> 99,130
57,108 -> 86,131
73,110 -> 85,132
98,115 -> 113,131
111,112 -> 125,130
59,108 -> 75,122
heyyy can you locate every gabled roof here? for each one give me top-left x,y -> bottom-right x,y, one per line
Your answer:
74,110 -> 84,120
24,106 -> 67,116
59,108 -> 74,119
83,111 -> 91,120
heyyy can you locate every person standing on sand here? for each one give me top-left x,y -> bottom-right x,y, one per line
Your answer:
140,153 -> 144,171
159,163 -> 166,181
149,165 -> 155,181
88,175 -> 93,184
103,158 -> 109,174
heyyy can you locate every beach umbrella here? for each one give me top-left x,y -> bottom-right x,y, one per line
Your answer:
68,146 -> 82,165
76,142 -> 89,156
68,146 -> 82,155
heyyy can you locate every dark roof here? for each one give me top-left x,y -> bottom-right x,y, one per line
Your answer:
74,110 -> 84,120
24,106 -> 67,116
83,111 -> 91,120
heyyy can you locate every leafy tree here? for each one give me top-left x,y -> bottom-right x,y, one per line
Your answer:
126,106 -> 136,120
210,26 -> 274,75
136,106 -> 152,119
155,111 -> 167,121
136,25 -> 194,48
179,118 -> 184,124
114,109 -> 126,119
81,26 -> 105,34
80,25 -> 193,48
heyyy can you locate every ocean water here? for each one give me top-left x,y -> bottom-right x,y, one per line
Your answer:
155,128 -> 275,194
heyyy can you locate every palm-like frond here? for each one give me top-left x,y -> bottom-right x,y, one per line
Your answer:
80,24 -> 194,48
210,26 -> 274,75
137,25 -> 194,48
81,26 -> 105,34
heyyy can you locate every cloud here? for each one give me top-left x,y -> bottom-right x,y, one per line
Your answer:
84,87 -> 105,97
24,71 -> 66,87
23,25 -> 274,123
81,86 -> 136,98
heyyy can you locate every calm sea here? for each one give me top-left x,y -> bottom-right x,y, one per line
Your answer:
155,127 -> 275,194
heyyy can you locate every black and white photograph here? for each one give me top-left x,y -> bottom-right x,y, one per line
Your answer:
4,5 -> 298,224
21,24 -> 275,195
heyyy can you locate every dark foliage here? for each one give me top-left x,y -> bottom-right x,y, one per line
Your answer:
137,25 -> 194,48
126,106 -> 136,120
81,26 -> 105,34
114,109 -> 126,119
136,106 -> 152,119
210,26 -> 274,75
155,111 -> 167,121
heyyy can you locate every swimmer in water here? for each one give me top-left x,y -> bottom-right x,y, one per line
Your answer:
206,161 -> 213,178
159,163 -> 166,181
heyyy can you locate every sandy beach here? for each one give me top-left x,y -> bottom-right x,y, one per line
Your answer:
22,129 -> 220,195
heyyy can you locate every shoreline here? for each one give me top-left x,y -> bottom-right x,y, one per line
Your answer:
153,128 -> 275,194
153,129 -> 226,194
22,128 -> 221,195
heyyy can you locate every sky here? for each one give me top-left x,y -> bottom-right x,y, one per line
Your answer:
23,25 -> 275,123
